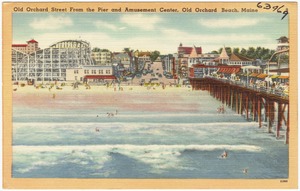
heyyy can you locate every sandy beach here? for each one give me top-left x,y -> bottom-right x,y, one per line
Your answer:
12,83 -> 194,112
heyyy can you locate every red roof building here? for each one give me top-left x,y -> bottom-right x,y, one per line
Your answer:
27,39 -> 38,43
178,46 -> 202,55
12,44 -> 27,47
178,43 -> 203,79
12,39 -> 39,54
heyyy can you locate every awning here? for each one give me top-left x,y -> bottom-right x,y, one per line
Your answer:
217,67 -> 240,74
84,75 -> 117,79
256,74 -> 268,78
269,68 -> 289,73
241,65 -> 261,70
249,73 -> 259,77
278,76 -> 289,79
217,68 -> 224,73
232,68 -> 240,74
270,75 -> 279,79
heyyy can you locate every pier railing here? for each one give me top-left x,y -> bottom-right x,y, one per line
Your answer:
203,76 -> 289,99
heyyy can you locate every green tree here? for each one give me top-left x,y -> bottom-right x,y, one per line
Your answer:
123,47 -> 130,52
216,47 -> 232,55
92,47 -> 101,52
123,48 -> 134,53
150,50 -> 160,62
233,48 -> 240,54
101,49 -> 110,52
240,48 -> 247,55
225,47 -> 232,56
213,46 -> 276,61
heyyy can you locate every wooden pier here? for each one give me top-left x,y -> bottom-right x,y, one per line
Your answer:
190,78 -> 289,144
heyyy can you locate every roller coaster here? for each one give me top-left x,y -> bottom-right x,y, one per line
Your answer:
12,40 -> 94,82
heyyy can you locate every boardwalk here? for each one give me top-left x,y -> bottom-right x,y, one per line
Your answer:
190,77 -> 289,144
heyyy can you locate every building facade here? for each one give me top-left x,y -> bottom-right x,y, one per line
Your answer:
91,51 -> 112,65
177,43 -> 202,79
276,36 -> 289,51
12,39 -> 40,54
66,65 -> 115,83
112,52 -> 134,74
228,53 -> 253,66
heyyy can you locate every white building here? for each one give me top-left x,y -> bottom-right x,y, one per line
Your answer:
228,53 -> 253,66
66,65 -> 116,83
91,51 -> 112,65
276,36 -> 289,51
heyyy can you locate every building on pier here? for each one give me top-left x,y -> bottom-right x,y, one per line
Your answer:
189,64 -> 241,79
213,46 -> 254,66
12,39 -> 94,82
228,53 -> 254,66
217,46 -> 229,64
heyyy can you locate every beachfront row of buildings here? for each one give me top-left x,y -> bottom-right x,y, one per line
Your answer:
11,37 -> 289,84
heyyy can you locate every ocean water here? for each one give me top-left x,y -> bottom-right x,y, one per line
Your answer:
12,89 -> 288,178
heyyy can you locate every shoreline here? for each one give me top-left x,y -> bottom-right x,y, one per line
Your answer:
13,83 -> 193,95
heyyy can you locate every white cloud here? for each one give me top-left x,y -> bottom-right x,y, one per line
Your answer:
120,14 -> 162,31
159,28 -> 275,52
160,28 -> 268,43
26,26 -> 275,55
30,15 -> 73,30
198,18 -> 267,28
93,20 -> 118,31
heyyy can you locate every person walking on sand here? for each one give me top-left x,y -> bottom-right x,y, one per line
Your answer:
52,93 -> 56,99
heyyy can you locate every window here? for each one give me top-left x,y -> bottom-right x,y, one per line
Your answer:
106,70 -> 110,74
84,70 -> 89,74
74,70 -> 78,74
99,70 -> 103,74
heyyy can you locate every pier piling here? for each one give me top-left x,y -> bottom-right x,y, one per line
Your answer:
190,78 -> 289,144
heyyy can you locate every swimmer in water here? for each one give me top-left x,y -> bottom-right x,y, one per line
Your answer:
221,150 -> 228,158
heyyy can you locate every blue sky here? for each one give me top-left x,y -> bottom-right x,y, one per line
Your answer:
13,12 -> 288,54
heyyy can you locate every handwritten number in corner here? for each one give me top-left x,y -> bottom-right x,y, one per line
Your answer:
257,2 -> 289,20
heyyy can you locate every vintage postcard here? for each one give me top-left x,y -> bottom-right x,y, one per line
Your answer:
2,1 -> 298,189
